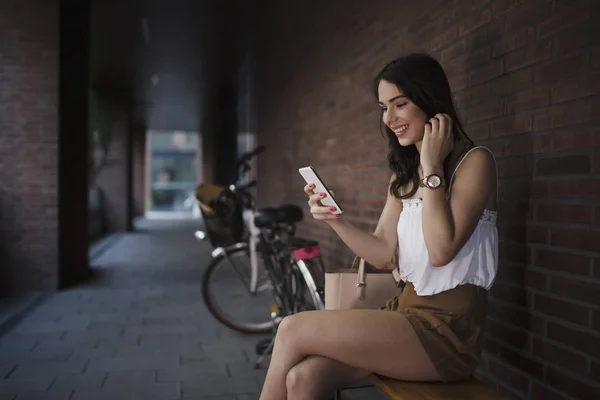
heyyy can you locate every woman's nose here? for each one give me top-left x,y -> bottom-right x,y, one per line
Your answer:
383,111 -> 396,125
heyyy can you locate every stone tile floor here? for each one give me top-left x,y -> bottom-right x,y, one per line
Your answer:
0,218 -> 383,400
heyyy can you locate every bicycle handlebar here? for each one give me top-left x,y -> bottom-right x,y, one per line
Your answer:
236,145 -> 265,167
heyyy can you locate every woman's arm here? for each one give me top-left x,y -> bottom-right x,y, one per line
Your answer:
421,147 -> 496,267
306,175 -> 402,268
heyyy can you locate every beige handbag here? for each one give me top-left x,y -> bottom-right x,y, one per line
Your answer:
324,256 -> 403,310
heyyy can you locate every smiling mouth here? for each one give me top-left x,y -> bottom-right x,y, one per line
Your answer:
390,124 -> 408,136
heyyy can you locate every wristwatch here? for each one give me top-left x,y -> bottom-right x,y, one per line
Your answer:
420,174 -> 445,189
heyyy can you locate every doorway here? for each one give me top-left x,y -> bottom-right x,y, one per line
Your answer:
145,130 -> 200,218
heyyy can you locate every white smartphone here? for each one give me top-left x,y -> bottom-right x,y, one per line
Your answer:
298,166 -> 343,214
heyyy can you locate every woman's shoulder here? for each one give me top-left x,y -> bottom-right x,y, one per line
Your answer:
453,145 -> 497,180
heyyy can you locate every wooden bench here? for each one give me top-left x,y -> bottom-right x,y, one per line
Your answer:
367,374 -> 511,400
334,374 -> 511,400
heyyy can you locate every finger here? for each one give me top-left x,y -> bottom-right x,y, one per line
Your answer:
329,189 -> 336,199
309,192 -> 327,203
435,113 -> 448,135
304,183 -> 315,195
429,117 -> 440,135
311,205 -> 338,215
313,213 -> 341,221
424,120 -> 432,136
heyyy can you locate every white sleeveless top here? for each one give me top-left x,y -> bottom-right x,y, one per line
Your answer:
396,146 -> 499,296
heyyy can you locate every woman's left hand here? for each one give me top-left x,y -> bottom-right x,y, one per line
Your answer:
420,113 -> 454,170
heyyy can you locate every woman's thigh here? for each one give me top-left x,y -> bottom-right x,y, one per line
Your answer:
277,309 -> 440,381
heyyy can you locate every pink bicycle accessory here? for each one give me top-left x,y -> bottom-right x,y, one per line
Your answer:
293,246 -> 320,261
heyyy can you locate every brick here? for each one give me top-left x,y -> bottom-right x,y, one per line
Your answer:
464,121 -> 489,140
469,59 -> 504,85
497,346 -> 545,381
440,38 -> 467,62
535,51 -> 590,84
552,127 -> 599,151
462,20 -> 497,52
524,268 -> 548,290
492,26 -> 536,57
593,47 -> 600,67
532,382 -> 580,400
534,294 -> 590,325
488,320 -> 529,347
553,71 -> 600,104
532,338 -> 588,375
537,203 -> 593,224
491,0 -> 512,17
538,1 -> 591,38
533,134 -> 551,153
535,249 -> 591,276
550,178 -> 600,200
554,19 -> 600,54
550,275 -> 600,307
505,0 -> 553,30
431,27 -> 458,51
545,367 -> 600,400
490,68 -> 534,96
551,227 -> 600,253
498,202 -> 533,220
506,40 -> 554,72
491,116 -> 532,139
533,102 -> 595,131
488,300 -> 538,332
465,98 -> 504,122
506,87 -> 550,114
496,157 -> 534,178
531,181 -> 550,199
502,135 -> 533,158
0,0 -> 60,293
591,360 -> 600,381
488,359 -> 530,394
448,72 -> 468,91
593,310 -> 600,331
536,154 -> 590,176
454,84 -> 491,108
458,8 -> 491,36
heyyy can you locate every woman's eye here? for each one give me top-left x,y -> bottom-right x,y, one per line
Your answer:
381,107 -> 387,112
396,103 -> 406,108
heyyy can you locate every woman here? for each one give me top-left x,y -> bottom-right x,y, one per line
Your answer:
259,53 -> 498,400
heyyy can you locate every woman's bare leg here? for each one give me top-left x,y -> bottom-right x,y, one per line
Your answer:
286,356 -> 370,400
259,309 -> 439,400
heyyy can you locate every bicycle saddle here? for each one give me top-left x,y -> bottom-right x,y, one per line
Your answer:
254,204 -> 304,228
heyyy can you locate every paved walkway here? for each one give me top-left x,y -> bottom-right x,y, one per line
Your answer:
0,218 -> 382,400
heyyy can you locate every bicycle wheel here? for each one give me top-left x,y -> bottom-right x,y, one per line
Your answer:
291,257 -> 326,312
202,243 -> 276,333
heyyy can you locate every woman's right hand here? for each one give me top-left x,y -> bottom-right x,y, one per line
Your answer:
304,184 -> 342,221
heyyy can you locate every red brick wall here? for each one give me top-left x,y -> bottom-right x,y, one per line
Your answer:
0,0 -> 60,292
254,1 -> 600,399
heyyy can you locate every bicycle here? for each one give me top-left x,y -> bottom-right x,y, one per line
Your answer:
196,148 -> 326,334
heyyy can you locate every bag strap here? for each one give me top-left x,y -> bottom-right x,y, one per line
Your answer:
353,257 -> 402,300
357,258 -> 367,300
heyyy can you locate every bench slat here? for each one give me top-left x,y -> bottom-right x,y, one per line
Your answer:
369,374 -> 511,400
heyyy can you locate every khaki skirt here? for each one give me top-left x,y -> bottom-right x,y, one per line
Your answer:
381,282 -> 488,382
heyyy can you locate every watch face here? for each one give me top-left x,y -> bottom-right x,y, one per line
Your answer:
426,175 -> 441,188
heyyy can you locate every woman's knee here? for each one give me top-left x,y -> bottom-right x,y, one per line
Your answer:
285,362 -> 320,398
275,313 -> 303,346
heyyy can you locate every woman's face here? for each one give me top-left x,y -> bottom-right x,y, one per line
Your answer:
378,80 -> 428,147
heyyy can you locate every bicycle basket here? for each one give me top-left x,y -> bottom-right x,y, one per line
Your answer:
195,183 -> 245,248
